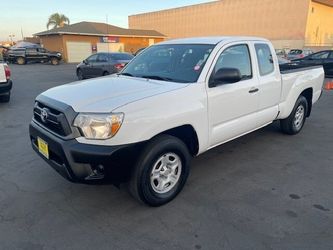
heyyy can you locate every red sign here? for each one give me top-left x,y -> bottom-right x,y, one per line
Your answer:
100,36 -> 119,43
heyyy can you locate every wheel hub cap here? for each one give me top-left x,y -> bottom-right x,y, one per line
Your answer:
150,153 -> 182,194
294,105 -> 305,130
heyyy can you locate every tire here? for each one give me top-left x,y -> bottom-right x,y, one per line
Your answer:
103,71 -> 109,76
280,96 -> 308,135
50,57 -> 59,65
16,57 -> 26,65
77,69 -> 84,80
0,92 -> 10,103
129,135 -> 191,206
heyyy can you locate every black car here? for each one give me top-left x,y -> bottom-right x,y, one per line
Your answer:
4,47 -> 62,65
76,52 -> 134,80
292,50 -> 333,77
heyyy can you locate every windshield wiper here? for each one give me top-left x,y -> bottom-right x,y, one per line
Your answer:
140,75 -> 173,81
118,72 -> 133,77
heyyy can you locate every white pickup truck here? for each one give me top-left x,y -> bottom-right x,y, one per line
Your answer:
29,37 -> 324,206
0,62 -> 12,102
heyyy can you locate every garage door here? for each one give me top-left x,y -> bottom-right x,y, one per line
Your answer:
66,42 -> 91,63
97,43 -> 124,53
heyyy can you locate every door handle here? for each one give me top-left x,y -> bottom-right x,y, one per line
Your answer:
249,87 -> 259,94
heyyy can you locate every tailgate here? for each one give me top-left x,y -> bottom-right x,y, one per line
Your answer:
0,64 -> 6,83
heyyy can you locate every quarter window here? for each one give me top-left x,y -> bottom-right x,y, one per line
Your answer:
213,44 -> 252,80
255,43 -> 274,76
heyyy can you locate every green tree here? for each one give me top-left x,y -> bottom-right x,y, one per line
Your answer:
46,13 -> 70,30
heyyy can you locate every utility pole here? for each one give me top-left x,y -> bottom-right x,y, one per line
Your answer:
21,27 -> 24,40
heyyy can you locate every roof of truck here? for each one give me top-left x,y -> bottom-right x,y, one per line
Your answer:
159,36 -> 269,45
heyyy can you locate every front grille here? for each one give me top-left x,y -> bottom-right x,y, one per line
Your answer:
33,102 -> 72,137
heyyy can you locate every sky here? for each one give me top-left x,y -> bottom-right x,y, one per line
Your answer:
0,0 -> 215,41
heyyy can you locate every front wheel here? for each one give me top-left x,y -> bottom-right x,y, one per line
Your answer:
16,57 -> 26,65
280,96 -> 308,135
50,57 -> 59,65
77,69 -> 84,80
129,135 -> 191,206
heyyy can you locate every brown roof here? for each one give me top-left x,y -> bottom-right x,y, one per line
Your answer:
35,21 -> 165,38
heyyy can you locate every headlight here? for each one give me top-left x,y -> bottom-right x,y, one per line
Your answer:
57,53 -> 62,57
73,113 -> 124,140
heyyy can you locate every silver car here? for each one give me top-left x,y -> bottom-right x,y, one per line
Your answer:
287,49 -> 313,60
76,52 -> 134,80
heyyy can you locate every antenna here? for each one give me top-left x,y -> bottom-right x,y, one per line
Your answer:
106,14 -> 110,53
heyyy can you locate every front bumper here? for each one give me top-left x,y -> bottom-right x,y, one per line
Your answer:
29,121 -> 142,183
0,80 -> 12,95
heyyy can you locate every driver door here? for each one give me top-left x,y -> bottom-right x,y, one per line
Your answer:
207,43 -> 260,148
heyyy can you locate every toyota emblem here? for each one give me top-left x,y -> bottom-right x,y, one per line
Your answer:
41,108 -> 49,123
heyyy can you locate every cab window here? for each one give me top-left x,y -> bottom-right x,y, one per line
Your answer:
213,44 -> 252,80
255,43 -> 274,76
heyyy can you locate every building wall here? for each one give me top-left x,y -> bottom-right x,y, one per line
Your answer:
129,0 -> 311,43
305,1 -> 333,46
40,35 -> 65,54
40,34 -> 164,62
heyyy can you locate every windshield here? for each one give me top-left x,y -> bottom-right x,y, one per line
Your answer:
121,44 -> 214,83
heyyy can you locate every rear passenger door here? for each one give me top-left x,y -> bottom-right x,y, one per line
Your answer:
254,43 -> 281,126
207,43 -> 260,148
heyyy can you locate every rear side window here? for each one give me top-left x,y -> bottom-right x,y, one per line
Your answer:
111,53 -> 134,60
255,43 -> 274,76
214,44 -> 252,80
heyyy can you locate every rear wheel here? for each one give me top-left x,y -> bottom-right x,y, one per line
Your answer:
281,96 -> 308,135
50,57 -> 59,65
16,57 -> 26,65
103,71 -> 109,76
129,135 -> 191,206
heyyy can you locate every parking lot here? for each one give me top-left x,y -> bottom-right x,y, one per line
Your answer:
0,63 -> 332,250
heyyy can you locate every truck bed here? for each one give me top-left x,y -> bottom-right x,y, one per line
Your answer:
279,63 -> 322,74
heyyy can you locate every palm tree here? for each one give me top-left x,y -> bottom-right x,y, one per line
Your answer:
47,13 -> 70,30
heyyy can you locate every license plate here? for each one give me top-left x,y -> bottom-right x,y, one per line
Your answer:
37,137 -> 49,159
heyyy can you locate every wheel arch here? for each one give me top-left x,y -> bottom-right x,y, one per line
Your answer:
153,124 -> 199,156
300,88 -> 313,117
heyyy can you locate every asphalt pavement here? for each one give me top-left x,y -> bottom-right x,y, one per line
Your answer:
0,63 -> 332,250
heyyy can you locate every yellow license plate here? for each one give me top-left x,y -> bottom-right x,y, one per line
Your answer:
37,137 -> 49,159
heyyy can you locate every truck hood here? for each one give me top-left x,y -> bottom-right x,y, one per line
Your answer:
40,75 -> 189,112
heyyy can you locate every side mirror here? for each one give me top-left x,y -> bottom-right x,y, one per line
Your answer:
209,68 -> 242,87
83,59 -> 88,65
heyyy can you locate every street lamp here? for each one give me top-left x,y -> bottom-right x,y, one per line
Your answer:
9,34 -> 15,45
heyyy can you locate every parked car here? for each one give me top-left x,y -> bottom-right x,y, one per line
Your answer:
76,52 -> 134,80
29,37 -> 324,206
275,49 -> 287,58
0,62 -> 12,102
4,47 -> 62,65
291,50 -> 333,77
287,49 -> 313,60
